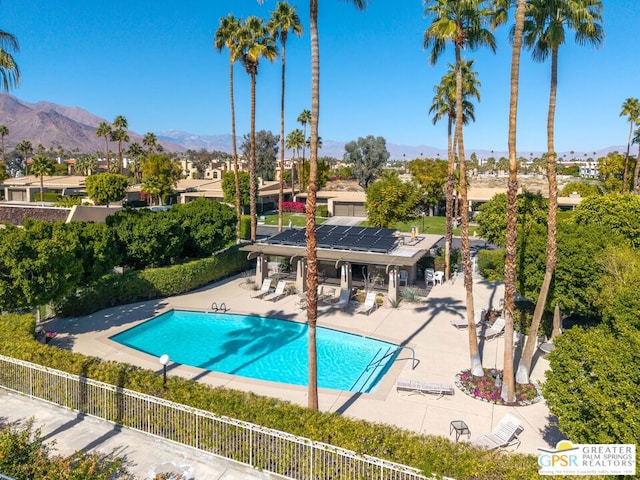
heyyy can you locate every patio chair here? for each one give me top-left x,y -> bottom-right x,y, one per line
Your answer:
398,270 -> 409,287
330,288 -> 351,311
450,308 -> 485,329
355,291 -> 378,315
472,413 -> 522,450
263,280 -> 287,302
477,316 -> 505,340
425,268 -> 435,286
251,279 -> 273,299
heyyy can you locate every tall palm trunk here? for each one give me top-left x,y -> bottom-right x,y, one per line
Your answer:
306,0 -> 320,411
633,147 -> 640,194
503,0 -> 527,401
230,59 -> 242,243
455,45 -> 481,377
104,136 -> 110,170
249,73 -> 258,242
444,114 -> 454,282
517,46 -> 559,384
622,121 -> 633,193
278,39 -> 287,233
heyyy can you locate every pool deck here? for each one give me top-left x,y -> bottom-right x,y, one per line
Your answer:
38,267 -> 562,461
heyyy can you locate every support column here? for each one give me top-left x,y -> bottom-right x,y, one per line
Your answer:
255,255 -> 268,285
296,258 -> 307,293
340,263 -> 352,291
388,267 -> 399,303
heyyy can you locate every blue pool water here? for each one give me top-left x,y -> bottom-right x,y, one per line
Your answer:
110,310 -> 399,393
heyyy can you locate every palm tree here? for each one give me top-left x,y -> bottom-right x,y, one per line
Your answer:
16,139 -> 32,175
143,132 -> 163,153
0,29 -> 20,91
73,155 -> 98,176
632,125 -> 640,194
0,124 -> 8,166
127,142 -> 145,182
297,108 -> 311,181
429,60 -> 480,282
30,154 -> 55,202
215,14 -> 244,243
286,128 -> 305,197
620,97 -> 640,192
268,2 -> 303,233
302,0 -> 368,411
111,115 -> 129,175
96,122 -> 112,170
490,0 -> 528,402
516,0 -> 604,385
238,16 -> 278,242
423,0 -> 496,378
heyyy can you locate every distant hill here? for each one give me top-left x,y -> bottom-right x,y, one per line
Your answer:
0,94 -> 627,160
0,93 -> 181,154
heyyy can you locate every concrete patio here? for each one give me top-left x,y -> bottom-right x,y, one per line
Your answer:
41,264 -> 562,458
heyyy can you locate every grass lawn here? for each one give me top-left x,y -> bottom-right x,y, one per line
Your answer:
262,212 -> 328,227
365,216 -> 463,236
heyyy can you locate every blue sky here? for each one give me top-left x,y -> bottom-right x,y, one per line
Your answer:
3,0 -> 639,154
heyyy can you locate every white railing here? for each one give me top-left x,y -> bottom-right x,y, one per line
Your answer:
0,355 -> 427,480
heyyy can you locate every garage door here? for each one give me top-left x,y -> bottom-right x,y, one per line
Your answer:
334,202 -> 367,217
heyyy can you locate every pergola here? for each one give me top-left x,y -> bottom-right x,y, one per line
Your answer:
240,225 -> 442,302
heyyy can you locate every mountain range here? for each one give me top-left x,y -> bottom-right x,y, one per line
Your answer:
0,93 -> 627,160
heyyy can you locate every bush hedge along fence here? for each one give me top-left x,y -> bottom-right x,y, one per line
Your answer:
58,246 -> 250,317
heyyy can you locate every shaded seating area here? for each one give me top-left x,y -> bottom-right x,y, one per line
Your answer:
477,316 -> 505,340
355,291 -> 378,315
472,414 -> 523,450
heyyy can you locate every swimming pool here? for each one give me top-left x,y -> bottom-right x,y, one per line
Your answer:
110,310 -> 399,393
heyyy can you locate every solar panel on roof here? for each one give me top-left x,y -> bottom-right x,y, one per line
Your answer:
260,225 -> 398,253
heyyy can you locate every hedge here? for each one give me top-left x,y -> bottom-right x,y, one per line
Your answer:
477,249 -> 506,282
57,246 -> 250,317
0,313 -> 551,480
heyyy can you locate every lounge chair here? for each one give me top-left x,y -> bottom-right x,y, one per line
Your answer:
477,316 -> 505,340
355,291 -> 378,315
330,288 -> 351,311
451,308 -> 486,329
263,280 -> 287,302
472,413 -> 522,450
251,279 -> 272,299
396,378 -> 455,397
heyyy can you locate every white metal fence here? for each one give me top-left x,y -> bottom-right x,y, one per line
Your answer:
0,355 -> 427,480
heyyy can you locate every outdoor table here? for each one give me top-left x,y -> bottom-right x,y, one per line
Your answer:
450,420 -> 471,442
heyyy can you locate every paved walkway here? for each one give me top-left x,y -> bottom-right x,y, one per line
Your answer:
18,264 -> 563,477
0,390 -> 280,479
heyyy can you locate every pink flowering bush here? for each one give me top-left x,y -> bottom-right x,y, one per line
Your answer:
455,368 -> 542,406
282,201 -> 306,213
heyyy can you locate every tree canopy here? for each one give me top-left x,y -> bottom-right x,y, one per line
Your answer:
241,130 -> 279,181
343,135 -> 390,189
85,173 -> 128,207
365,172 -> 420,228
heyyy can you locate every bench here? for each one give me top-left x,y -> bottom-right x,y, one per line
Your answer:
396,379 -> 455,397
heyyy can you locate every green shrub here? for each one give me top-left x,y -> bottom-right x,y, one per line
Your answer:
57,246 -> 250,316
316,205 -> 329,218
240,215 -> 252,239
30,191 -> 60,202
477,249 -> 505,282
